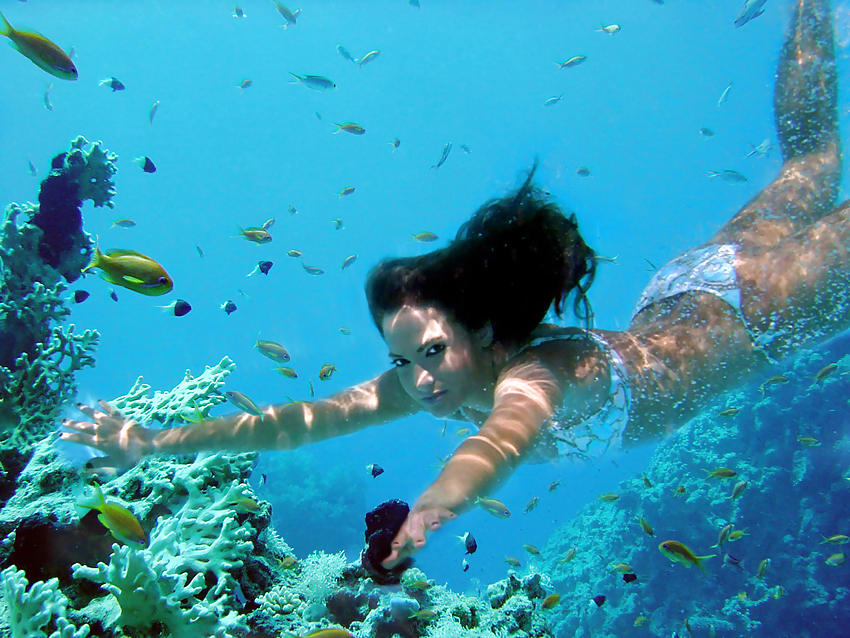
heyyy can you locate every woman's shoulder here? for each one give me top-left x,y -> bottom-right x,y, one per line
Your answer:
502,324 -> 602,372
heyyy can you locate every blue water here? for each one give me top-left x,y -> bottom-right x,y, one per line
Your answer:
2,0 -> 849,602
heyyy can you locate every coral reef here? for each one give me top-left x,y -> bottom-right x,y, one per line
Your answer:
538,342 -> 850,637
0,136 -> 114,458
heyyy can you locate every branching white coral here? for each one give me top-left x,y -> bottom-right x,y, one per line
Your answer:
1,566 -> 90,638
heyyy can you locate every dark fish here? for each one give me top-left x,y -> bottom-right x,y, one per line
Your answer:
259,473 -> 267,486
196,244 -> 204,258
462,559 -> 469,572
622,573 -> 638,583
368,463 -> 384,478
173,299 -> 191,317
259,260 -> 273,275
109,289 -> 118,302
465,532 -> 477,555
222,300 -> 237,315
724,554 -> 744,570
73,290 -> 90,303
100,76 -> 125,91
592,595 -> 606,607
134,156 -> 156,173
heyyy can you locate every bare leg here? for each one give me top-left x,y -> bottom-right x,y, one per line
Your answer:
737,200 -> 850,361
708,0 -> 840,248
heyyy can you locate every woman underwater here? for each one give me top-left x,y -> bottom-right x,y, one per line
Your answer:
63,0 -> 846,571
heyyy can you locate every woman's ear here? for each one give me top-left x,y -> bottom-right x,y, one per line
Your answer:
475,322 -> 494,348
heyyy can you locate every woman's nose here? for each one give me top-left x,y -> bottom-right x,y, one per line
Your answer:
414,365 -> 434,390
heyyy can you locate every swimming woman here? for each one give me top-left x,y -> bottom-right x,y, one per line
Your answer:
62,0 -> 845,570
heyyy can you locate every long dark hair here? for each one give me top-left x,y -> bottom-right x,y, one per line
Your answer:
365,164 -> 596,345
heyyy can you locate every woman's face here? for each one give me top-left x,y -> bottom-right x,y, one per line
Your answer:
382,304 -> 492,416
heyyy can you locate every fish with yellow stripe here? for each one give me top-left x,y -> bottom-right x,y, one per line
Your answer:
83,243 -> 173,296
0,11 -> 77,80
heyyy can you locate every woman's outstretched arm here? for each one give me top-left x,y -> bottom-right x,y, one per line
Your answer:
61,369 -> 419,466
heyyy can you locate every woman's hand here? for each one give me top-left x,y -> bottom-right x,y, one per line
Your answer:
381,504 -> 457,569
59,401 -> 154,468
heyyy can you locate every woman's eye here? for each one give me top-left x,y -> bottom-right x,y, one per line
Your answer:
391,358 -> 409,368
426,344 -> 446,356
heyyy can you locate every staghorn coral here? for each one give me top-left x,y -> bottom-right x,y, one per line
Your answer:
0,566 -> 90,638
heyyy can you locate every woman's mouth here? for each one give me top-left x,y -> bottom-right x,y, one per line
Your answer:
420,390 -> 448,404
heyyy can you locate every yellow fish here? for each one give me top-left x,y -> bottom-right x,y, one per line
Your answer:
319,363 -> 338,381
476,496 -> 510,518
76,484 -> 147,549
658,540 -> 715,572
236,227 -> 272,244
0,11 -> 77,80
83,245 -> 173,296
334,122 -> 365,135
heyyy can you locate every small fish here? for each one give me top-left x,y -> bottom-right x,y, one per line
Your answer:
820,534 -> 850,545
524,544 -> 540,555
340,254 -> 357,270
523,496 -> 540,513
339,327 -> 352,335
159,299 -> 192,317
134,156 -> 156,173
734,0 -> 767,28
236,227 -> 272,244
76,484 -> 147,549
358,50 -> 381,67
334,122 -> 366,135
222,300 -> 237,315
797,436 -> 821,447
728,530 -> 749,541
592,595 -> 607,607
759,375 -> 788,395
703,467 -> 738,479
561,548 -> 577,563
462,559 -> 469,571
772,586 -> 786,599
43,83 -> 53,110
287,249 -> 302,258
149,100 -> 160,124
431,142 -> 452,170
289,205 -> 298,215
576,167 -> 593,178
238,288 -> 251,299
290,73 -> 336,91
226,391 -> 264,417
259,473 -> 267,486
337,45 -> 356,63
254,340 -> 290,363
316,111 -> 322,120
73,290 -> 90,304
598,493 -> 619,502
27,156 -> 37,176
367,463 -> 384,478
457,427 -> 471,437
308,379 -> 315,398
239,78 -> 253,90
557,55 -> 586,69
409,610 -> 437,621
543,94 -> 564,107
332,218 -> 344,230
634,617 -> 649,627
597,23 -> 620,34
279,556 -> 298,569
276,366 -> 298,379
724,553 -> 744,570
638,518 -> 655,537
247,260 -> 274,277
641,475 -> 653,487
109,289 -> 118,302
389,138 -> 401,151
717,81 -> 732,106
410,0 -> 420,7
406,580 -> 432,591
302,263 -> 325,276
0,11 -> 78,80
658,540 -> 715,572
319,363 -> 338,380
729,480 -> 748,500
100,76 -> 125,91
812,363 -> 837,384
275,2 -> 300,27
196,244 -> 204,258
456,531 -> 477,554
542,594 -> 561,609
623,573 -> 638,583
756,558 -> 770,577
338,187 -> 356,198
460,144 -> 471,154
673,485 -> 687,496
232,5 -> 245,18
263,217 -> 276,228
412,232 -> 439,242
504,556 -> 521,567
712,523 -> 734,548
226,496 -> 260,512
548,479 -> 561,492
744,138 -> 772,158
707,170 -> 748,184
83,245 -> 173,296
611,562 -> 633,573
718,407 -> 740,417
700,127 -> 716,139
476,496 -> 510,519
110,218 -> 136,229
825,553 -> 846,566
